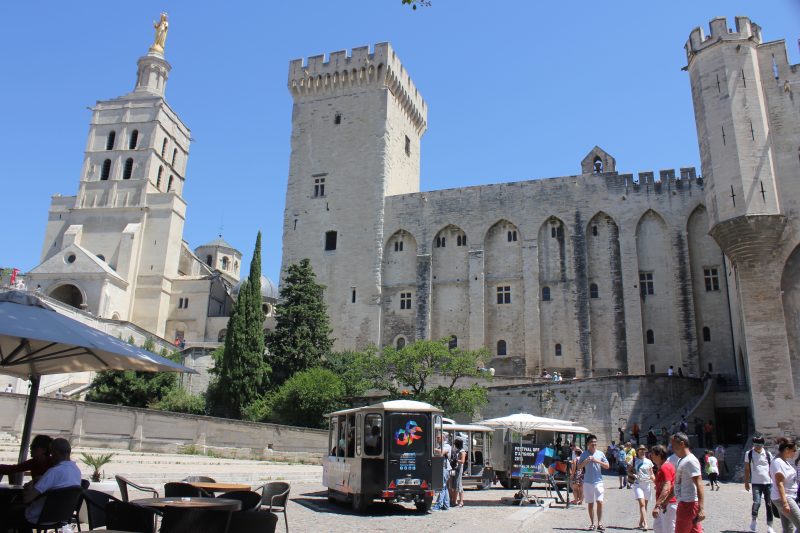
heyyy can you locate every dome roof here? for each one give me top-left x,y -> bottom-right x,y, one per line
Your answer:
196,237 -> 240,254
232,275 -> 278,300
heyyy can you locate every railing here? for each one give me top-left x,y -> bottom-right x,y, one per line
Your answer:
715,378 -> 748,393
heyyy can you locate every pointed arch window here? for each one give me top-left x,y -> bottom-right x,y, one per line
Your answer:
100,159 -> 111,180
106,131 -> 116,150
122,158 -> 133,180
497,340 -> 507,356
129,130 -> 139,149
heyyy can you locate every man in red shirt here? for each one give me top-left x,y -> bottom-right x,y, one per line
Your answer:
651,444 -> 678,533
0,435 -> 54,483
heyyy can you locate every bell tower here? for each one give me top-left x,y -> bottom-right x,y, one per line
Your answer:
30,14 -> 192,337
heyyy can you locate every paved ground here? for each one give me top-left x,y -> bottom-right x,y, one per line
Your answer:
286,477 -> 762,532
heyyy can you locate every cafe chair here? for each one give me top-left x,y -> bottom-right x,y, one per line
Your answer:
105,500 -> 157,533
115,474 -> 159,502
164,481 -> 211,498
82,488 -> 122,530
217,490 -> 262,511
257,482 -> 290,533
182,475 -> 217,483
26,486 -> 83,533
228,510 -> 279,533
159,506 -> 232,533
68,479 -> 92,531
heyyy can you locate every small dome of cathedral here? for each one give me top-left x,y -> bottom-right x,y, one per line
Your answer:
232,275 -> 278,300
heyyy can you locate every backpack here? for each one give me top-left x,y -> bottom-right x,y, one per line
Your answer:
748,448 -> 772,465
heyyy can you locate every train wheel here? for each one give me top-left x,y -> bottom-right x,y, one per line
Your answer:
416,496 -> 432,513
352,493 -> 369,513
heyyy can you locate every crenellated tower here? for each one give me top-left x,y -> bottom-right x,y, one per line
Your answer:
686,16 -> 800,437
280,43 -> 428,351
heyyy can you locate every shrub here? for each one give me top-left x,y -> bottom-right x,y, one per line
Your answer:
268,367 -> 344,428
150,387 -> 206,415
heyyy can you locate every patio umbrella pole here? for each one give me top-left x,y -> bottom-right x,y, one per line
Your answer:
13,374 -> 40,484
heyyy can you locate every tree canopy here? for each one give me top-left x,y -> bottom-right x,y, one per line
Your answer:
266,258 -> 333,386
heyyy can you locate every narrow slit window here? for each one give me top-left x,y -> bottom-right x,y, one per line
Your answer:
590,283 -> 599,299
156,166 -> 163,189
555,343 -> 562,356
106,131 -> 116,150
542,286 -> 551,301
435,236 -> 446,248
404,135 -> 411,157
325,231 -> 338,251
167,175 -> 174,191
351,288 -> 357,303
394,240 -> 404,252
507,230 -> 517,242
171,148 -> 178,166
592,225 -> 598,237
702,327 -> 711,342
129,130 -> 139,149
161,138 -> 168,158
646,329 -> 655,344
334,113 -> 342,125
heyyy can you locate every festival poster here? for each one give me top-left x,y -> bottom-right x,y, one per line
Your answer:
388,413 -> 431,486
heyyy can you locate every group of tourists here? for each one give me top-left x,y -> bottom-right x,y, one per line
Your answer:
567,432 -> 800,533
431,433 -> 468,511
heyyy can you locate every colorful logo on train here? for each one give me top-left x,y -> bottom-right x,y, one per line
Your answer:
394,420 -> 423,447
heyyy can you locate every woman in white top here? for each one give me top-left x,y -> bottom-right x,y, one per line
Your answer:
770,437 -> 800,532
631,445 -> 655,531
705,449 -> 720,490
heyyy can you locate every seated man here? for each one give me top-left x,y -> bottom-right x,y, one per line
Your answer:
1,438 -> 81,531
0,435 -> 54,483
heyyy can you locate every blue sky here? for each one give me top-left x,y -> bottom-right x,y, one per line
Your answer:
1,1 -> 798,284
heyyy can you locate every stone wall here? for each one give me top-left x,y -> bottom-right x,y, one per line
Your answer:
0,394 -> 327,458
479,375 -> 705,445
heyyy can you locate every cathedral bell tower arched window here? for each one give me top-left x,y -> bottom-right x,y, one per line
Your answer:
123,158 -> 133,180
129,130 -> 139,149
100,159 -> 111,181
106,131 -> 116,150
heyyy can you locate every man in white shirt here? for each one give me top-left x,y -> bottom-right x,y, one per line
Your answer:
3,383 -> 13,393
744,434 -> 775,532
672,432 -> 705,532
3,437 -> 81,529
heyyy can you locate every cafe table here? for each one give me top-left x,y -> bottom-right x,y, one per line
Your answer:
133,496 -> 243,511
186,481 -> 251,493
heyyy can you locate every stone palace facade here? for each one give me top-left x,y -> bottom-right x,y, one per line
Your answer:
280,17 -> 800,437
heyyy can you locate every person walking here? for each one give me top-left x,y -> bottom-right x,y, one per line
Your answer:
770,437 -> 800,532
633,422 -> 641,446
571,445 -> 585,505
431,433 -> 451,511
652,444 -> 678,533
745,434 -> 775,532
672,432 -> 705,532
452,437 -> 467,507
705,450 -> 720,491
617,443 -> 629,489
632,444 -> 656,530
579,434 -> 610,531
715,443 -> 727,479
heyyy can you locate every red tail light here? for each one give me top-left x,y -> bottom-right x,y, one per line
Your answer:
382,490 -> 396,498
388,480 -> 396,489
420,480 -> 428,489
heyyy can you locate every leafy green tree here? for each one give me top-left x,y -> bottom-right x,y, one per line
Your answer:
267,367 -> 345,428
150,387 -> 206,415
364,339 -> 490,415
86,348 -> 180,408
322,349 -> 375,399
266,259 -> 333,386
209,232 -> 269,418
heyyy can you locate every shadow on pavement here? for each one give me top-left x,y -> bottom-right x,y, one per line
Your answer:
293,491 -> 425,517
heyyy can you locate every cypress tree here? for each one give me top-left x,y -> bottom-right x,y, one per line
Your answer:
267,258 -> 333,387
214,231 -> 269,418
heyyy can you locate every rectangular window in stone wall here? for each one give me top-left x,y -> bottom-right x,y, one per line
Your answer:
497,286 -> 511,304
313,176 -> 326,197
639,272 -> 654,296
400,292 -> 412,310
703,267 -> 720,291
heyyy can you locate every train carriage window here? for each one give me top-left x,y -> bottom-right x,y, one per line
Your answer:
364,413 -> 383,456
356,414 -> 363,457
329,416 -> 339,456
346,414 -> 356,458
337,415 -> 346,457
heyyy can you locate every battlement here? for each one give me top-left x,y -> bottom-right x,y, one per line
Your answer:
685,16 -> 763,60
288,43 -> 427,133
619,167 -> 701,195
